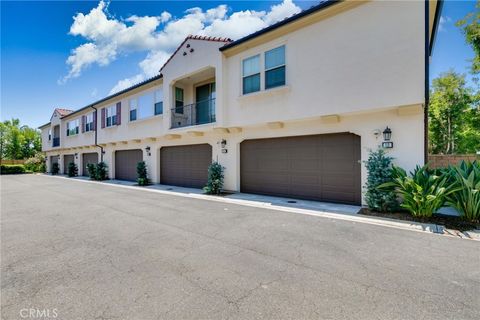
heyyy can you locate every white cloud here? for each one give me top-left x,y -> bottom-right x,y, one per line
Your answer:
439,16 -> 452,32
108,74 -> 145,95
61,0 -> 302,92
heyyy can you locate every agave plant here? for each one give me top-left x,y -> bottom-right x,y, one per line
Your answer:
379,165 -> 459,218
446,161 -> 480,222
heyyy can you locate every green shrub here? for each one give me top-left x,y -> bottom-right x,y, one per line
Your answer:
379,165 -> 459,218
136,161 -> 148,186
95,162 -> 108,181
24,153 -> 46,172
364,149 -> 398,212
446,161 -> 480,222
86,163 -> 97,180
51,163 -> 60,175
67,162 -> 78,177
203,162 -> 224,195
1,165 -> 26,175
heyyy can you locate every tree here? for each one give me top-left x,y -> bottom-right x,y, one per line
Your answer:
429,71 -> 473,154
457,1 -> 480,77
0,119 -> 42,161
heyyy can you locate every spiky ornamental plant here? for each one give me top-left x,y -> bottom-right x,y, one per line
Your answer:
364,148 -> 398,212
203,162 -> 224,195
446,161 -> 480,222
380,165 -> 460,218
67,162 -> 78,177
136,161 -> 148,186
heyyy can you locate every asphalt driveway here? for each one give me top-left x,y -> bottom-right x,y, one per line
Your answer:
1,175 -> 479,320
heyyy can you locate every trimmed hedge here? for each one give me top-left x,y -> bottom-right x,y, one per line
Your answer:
1,165 -> 26,175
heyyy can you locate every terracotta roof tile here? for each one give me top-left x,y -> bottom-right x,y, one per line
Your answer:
55,108 -> 74,116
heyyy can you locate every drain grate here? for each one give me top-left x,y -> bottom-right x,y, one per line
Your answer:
166,188 -> 173,191
287,200 -> 297,203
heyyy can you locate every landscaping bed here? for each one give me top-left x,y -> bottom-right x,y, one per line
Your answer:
359,207 -> 480,231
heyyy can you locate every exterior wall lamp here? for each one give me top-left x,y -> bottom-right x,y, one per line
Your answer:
382,126 -> 393,148
219,139 -> 227,153
74,153 -> 78,159
145,146 -> 151,156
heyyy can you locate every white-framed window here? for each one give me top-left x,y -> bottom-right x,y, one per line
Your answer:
242,54 -> 260,95
265,45 -> 285,89
105,105 -> 117,127
129,89 -> 163,121
129,99 -> 138,121
67,119 -> 79,136
241,45 -> 286,95
48,129 -> 51,141
85,113 -> 94,132
154,90 -> 163,115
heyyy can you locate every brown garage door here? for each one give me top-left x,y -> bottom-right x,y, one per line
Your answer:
82,152 -> 98,177
63,154 -> 74,174
115,149 -> 143,181
240,133 -> 361,205
160,144 -> 212,188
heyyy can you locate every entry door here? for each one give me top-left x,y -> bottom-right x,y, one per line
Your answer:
195,83 -> 215,125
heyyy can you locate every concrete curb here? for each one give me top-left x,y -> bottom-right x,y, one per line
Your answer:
39,174 -> 480,241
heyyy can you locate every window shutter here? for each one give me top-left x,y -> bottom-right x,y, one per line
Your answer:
93,111 -> 97,131
101,108 -> 106,128
81,116 -> 86,133
116,102 -> 121,125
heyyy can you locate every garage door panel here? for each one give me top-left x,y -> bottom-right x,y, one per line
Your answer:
82,153 -> 98,176
115,150 -> 143,181
241,133 -> 361,205
290,159 -> 319,171
160,144 -> 211,188
64,155 -> 74,174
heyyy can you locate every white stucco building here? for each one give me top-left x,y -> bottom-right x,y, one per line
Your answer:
40,0 -> 443,205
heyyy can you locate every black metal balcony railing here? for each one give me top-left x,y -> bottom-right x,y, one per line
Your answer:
52,137 -> 60,147
171,98 -> 216,129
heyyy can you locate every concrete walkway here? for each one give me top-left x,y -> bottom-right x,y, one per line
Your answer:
66,175 -> 479,241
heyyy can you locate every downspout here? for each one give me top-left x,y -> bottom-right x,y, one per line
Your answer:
424,0 -> 430,165
91,106 -> 104,162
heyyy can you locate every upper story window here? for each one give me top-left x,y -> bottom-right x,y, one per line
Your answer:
48,129 -> 51,141
242,55 -> 260,94
129,99 -> 137,121
155,90 -> 163,115
66,119 -> 79,136
105,105 -> 117,127
129,89 -> 163,122
85,113 -> 94,132
175,87 -> 184,114
265,45 -> 285,89
242,45 -> 286,95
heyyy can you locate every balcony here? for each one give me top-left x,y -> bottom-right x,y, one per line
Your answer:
171,98 -> 216,129
52,137 -> 60,147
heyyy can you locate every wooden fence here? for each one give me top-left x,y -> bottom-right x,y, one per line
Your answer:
1,159 -> 26,165
428,154 -> 479,169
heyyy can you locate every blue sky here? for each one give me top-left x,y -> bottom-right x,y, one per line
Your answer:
0,0 -> 476,128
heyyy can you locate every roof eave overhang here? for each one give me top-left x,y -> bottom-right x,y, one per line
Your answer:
219,0 -> 362,57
